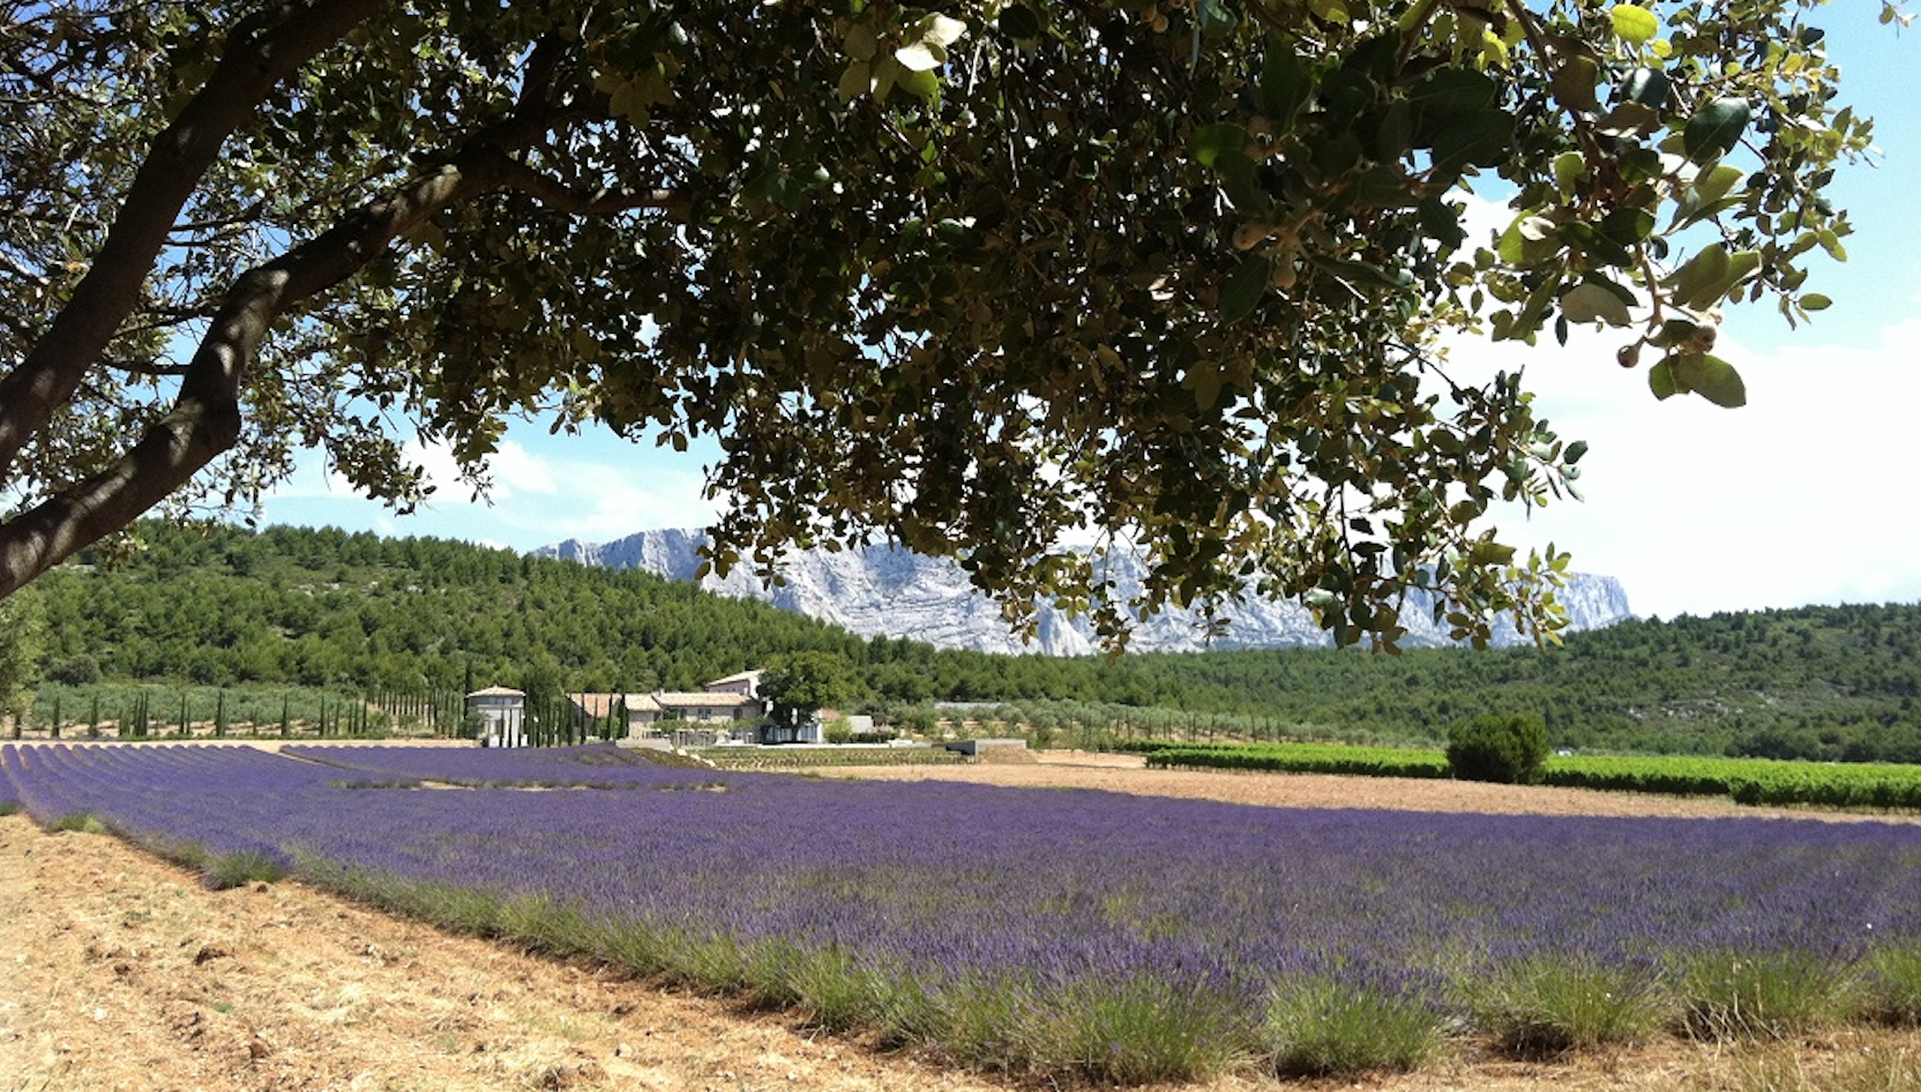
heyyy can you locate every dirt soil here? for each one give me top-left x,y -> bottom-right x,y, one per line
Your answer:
3,748 -> 1918,1092
830,750 -> 1921,825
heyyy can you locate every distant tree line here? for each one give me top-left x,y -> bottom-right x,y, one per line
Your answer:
17,523 -> 1921,762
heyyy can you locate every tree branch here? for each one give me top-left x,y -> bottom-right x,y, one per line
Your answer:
0,0 -> 384,485
486,150 -> 683,216
0,131 -> 550,596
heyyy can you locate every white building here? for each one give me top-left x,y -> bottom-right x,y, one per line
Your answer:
464,686 -> 527,747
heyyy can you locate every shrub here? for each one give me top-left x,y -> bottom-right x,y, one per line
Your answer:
1040,978 -> 1250,1085
1861,942 -> 1921,1026
1472,958 -> 1664,1057
46,654 -> 102,686
1446,714 -> 1550,785
1678,951 -> 1850,1040
51,811 -> 105,833
203,847 -> 293,890
822,716 -> 854,745
1264,980 -> 1440,1078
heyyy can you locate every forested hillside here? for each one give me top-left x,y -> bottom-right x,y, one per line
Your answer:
1132,604 -> 1921,760
28,523 -> 1085,703
20,523 -> 1921,761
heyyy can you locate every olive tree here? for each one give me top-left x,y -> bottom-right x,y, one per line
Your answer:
0,0 -> 1892,647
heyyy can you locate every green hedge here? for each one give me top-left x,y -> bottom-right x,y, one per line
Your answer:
1147,744 -> 1921,810
1147,743 -> 1449,780
1548,754 -> 1921,809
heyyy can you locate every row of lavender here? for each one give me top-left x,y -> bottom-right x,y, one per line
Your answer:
5,743 -> 1921,1080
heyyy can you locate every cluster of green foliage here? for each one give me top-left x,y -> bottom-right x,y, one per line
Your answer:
0,0 -> 1891,657
1146,741 -> 1450,778
1445,713 -> 1549,784
0,588 -> 43,730
1548,754 -> 1921,810
25,681 -> 426,740
757,651 -> 855,736
1147,741 -> 1921,810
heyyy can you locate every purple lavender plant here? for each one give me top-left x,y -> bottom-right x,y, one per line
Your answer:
6,742 -> 1920,1081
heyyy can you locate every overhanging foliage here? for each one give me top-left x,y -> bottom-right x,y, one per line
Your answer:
0,0 -> 1893,647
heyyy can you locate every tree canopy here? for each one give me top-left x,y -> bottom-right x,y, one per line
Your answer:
758,651 -> 857,733
0,0 -> 1891,647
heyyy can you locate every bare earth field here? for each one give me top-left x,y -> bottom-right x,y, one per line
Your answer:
4,748 -> 1918,1092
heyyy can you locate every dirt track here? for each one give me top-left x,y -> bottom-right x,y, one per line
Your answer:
829,749 -> 1921,824
3,749 -> 1918,1091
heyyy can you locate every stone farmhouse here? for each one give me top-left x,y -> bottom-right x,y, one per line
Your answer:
567,669 -> 771,743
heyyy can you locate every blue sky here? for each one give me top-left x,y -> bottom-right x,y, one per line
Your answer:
262,6 -> 1921,622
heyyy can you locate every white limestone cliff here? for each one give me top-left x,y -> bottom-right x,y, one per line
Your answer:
537,529 -> 1633,655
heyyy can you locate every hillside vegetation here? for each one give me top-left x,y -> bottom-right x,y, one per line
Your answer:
21,523 -> 1921,761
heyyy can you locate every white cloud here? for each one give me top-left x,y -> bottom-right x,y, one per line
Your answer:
491,440 -> 559,497
1448,316 -> 1921,618
264,428 -> 723,552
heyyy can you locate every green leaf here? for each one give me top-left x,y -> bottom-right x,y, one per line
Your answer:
1430,109 -> 1514,175
843,21 -> 878,62
1683,98 -> 1751,163
1667,244 -> 1729,309
1598,206 -> 1655,247
1184,361 -> 1226,410
1310,255 -> 1409,294
1674,247 -> 1759,310
1550,55 -> 1601,113
1668,353 -> 1747,407
1408,68 -> 1498,150
1609,5 -> 1659,44
1801,293 -> 1833,311
836,61 -> 869,103
1619,67 -> 1669,109
894,42 -> 945,72
997,4 -> 1041,41
1553,151 -> 1586,191
1498,213 -> 1560,267
898,66 -> 940,100
1648,359 -> 1678,400
1417,196 -> 1466,250
1220,253 -> 1272,323
1560,283 -> 1632,327
1196,0 -> 1238,38
1258,48 -> 1315,128
1467,540 -> 1517,566
1693,164 -> 1744,206
1213,151 -> 1267,213
1191,122 -> 1249,168
919,14 -> 967,48
1672,163 -> 1745,228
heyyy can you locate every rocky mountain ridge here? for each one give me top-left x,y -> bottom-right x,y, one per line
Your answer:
536,528 -> 1633,656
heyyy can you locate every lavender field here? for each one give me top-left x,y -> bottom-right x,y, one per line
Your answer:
5,742 -> 1921,1082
